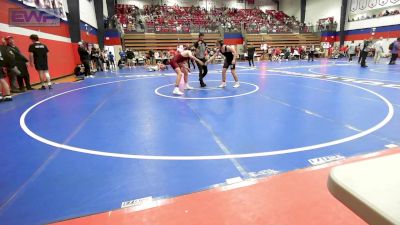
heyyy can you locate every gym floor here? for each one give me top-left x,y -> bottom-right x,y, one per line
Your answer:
0,58 -> 399,225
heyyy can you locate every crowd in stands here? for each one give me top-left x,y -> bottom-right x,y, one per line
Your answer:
111,4 -> 346,34
348,8 -> 400,22
105,4 -> 145,33
108,4 -> 400,34
254,45 -> 322,62
115,4 -> 307,33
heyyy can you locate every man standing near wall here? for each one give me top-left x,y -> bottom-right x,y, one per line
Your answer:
28,34 -> 52,89
388,38 -> 400,65
78,42 -> 91,77
194,33 -> 208,87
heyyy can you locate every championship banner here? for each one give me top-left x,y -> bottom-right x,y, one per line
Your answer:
18,0 -> 67,20
368,0 -> 378,8
22,0 -> 35,7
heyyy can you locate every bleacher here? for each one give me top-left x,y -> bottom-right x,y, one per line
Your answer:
117,4 -> 321,54
124,33 -> 221,51
246,33 -> 320,55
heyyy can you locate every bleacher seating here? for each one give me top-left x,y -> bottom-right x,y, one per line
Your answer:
124,33 -> 221,52
116,4 -> 305,34
115,4 -> 320,54
246,33 -> 320,55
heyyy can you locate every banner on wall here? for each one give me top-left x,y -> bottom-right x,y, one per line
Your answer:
368,0 -> 378,8
17,0 -> 67,20
349,0 -> 400,13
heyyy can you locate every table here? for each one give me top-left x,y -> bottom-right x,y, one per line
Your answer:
328,153 -> 400,225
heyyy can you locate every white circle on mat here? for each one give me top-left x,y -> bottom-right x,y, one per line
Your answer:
154,80 -> 259,100
19,74 -> 394,160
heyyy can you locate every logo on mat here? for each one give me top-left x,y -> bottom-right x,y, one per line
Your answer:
9,8 -> 60,27
308,154 -> 346,166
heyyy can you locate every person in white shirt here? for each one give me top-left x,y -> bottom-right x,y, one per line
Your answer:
347,41 -> 357,62
373,37 -> 384,64
260,43 -> 267,59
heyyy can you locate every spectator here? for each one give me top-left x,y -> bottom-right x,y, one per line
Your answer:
28,34 -> 52,89
108,51 -> 116,70
117,58 -> 125,69
119,48 -> 126,61
308,45 -> 315,62
2,39 -> 20,93
149,49 -> 155,65
0,37 -> 12,101
126,48 -> 135,68
246,43 -> 256,66
347,41 -> 357,62
389,37 -> 400,65
6,36 -> 32,91
91,44 -> 103,71
78,42 -> 91,77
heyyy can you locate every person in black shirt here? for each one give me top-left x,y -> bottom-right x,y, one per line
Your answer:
246,43 -> 256,67
308,45 -> 315,62
28,34 -> 52,89
0,39 -> 12,101
1,38 -> 21,93
117,58 -> 125,69
126,48 -> 135,68
78,42 -> 91,77
149,49 -> 155,65
360,37 -> 372,68
194,33 -> 208,87
91,45 -> 102,72
6,36 -> 32,91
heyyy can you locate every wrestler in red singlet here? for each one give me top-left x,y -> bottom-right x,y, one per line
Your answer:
170,52 -> 190,70
166,49 -> 204,96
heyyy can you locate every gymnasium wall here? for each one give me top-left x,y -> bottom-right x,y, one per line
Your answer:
305,0 -> 342,29
320,24 -> 400,51
279,0 -> 301,19
79,0 -> 99,44
305,0 -> 399,49
80,22 -> 99,44
103,0 -> 109,17
0,0 -> 76,83
80,0 -> 97,28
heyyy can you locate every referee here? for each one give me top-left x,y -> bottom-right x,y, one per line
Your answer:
194,33 -> 208,87
360,37 -> 372,68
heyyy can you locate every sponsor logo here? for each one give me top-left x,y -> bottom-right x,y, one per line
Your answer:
308,154 -> 346,166
9,8 -> 60,27
248,169 -> 280,178
121,196 -> 153,208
